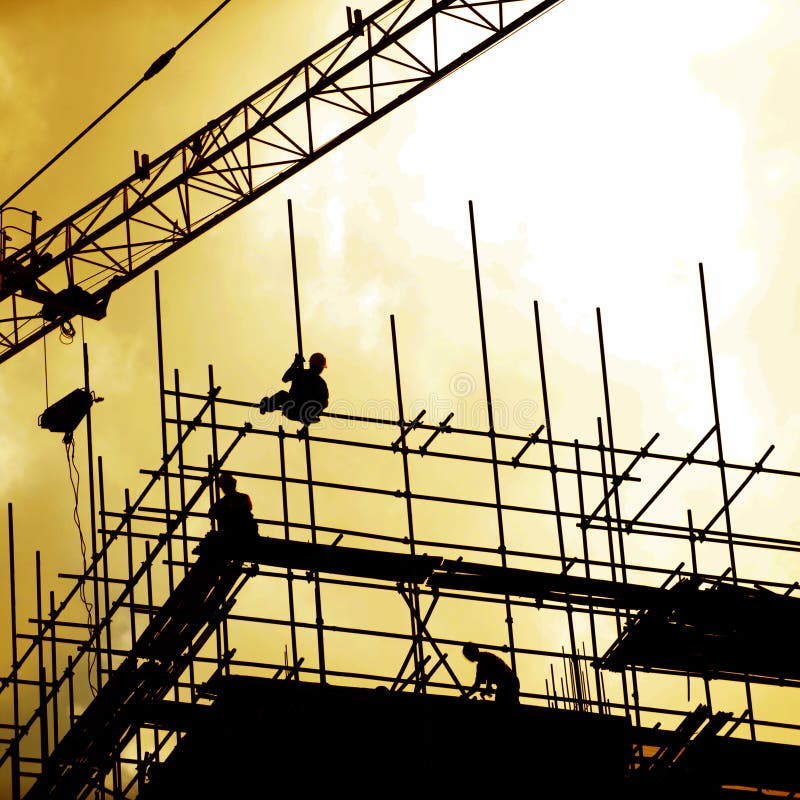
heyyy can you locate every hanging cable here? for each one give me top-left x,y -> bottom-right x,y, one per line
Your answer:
42,331 -> 49,409
65,436 -> 97,697
58,320 -> 76,345
0,0 -> 234,211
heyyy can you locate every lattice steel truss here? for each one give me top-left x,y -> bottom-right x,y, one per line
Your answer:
0,0 -> 565,365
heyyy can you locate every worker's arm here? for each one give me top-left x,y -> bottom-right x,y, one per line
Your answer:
282,353 -> 303,382
465,666 -> 483,698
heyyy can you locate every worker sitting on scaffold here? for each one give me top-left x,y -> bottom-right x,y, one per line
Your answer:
208,471 -> 258,540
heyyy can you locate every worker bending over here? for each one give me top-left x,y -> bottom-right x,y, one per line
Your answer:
462,642 -> 520,706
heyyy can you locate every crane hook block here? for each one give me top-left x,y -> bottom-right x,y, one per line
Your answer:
38,388 -> 103,445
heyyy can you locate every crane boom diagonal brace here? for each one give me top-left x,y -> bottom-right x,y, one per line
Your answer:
0,0 -> 564,365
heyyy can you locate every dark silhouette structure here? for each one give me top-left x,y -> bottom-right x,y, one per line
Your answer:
259,352 -> 329,426
3,211 -> 800,800
462,642 -> 520,705
136,677 -> 630,798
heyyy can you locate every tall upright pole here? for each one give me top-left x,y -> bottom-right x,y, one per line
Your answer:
573,442 -> 603,710
278,428 -> 299,674
154,271 -> 174,596
596,309 -> 637,726
8,504 -> 20,800
35,551 -> 49,766
390,314 -> 423,687
285,200 -> 325,682
698,264 -> 737,584
288,199 -> 304,360
81,342 -> 102,695
533,299 -> 580,703
468,201 -> 516,673
698,262 -> 753,739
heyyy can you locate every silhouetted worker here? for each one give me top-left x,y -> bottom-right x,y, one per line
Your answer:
259,352 -> 329,426
462,642 -> 520,706
208,472 -> 258,539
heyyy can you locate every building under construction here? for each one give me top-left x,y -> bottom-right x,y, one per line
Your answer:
2,1 -> 800,798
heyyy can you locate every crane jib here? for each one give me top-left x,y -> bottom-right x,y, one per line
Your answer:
0,0 -> 565,366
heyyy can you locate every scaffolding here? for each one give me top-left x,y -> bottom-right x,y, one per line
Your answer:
3,201 -> 800,798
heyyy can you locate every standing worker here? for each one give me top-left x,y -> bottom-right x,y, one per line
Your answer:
462,642 -> 520,706
259,352 -> 329,427
208,472 -> 258,540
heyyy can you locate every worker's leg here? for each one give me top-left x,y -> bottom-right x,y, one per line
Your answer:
259,390 -> 289,414
296,398 -> 324,425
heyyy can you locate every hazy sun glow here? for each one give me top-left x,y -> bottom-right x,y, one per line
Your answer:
2,1 -> 800,790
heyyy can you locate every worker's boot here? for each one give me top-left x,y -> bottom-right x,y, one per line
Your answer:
259,395 -> 275,414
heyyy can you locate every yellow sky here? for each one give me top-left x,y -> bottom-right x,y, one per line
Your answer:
2,0 -> 800,781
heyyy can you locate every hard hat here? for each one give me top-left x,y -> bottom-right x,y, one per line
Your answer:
309,352 -> 327,369
217,471 -> 237,488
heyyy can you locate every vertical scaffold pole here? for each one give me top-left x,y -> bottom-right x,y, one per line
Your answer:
173,369 -> 196,697
532,299 -> 579,701
390,314 -> 423,687
698,264 -> 737,582
698,263 -> 754,739
278,427 -> 299,675
286,199 -> 325,683
35,551 -> 49,766
573,441 -> 602,711
596,416 -> 630,721
48,591 -> 58,746
595,309 -> 638,726
81,342 -> 102,694
154,271 -> 175,597
288,199 -> 304,361
8,504 -> 21,800
97,456 -> 110,688
468,201 -> 517,673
